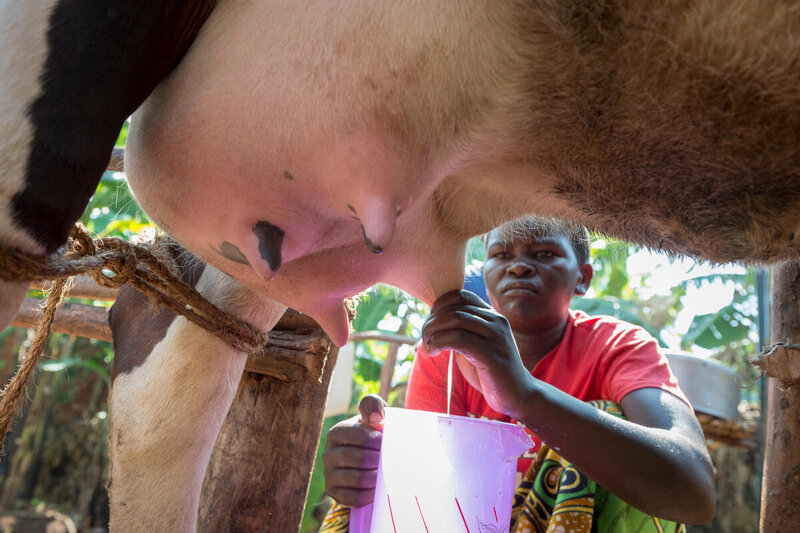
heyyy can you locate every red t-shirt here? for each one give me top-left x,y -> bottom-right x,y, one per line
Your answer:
406,309 -> 691,476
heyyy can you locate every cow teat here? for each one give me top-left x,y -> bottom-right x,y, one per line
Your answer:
351,197 -> 399,255
312,299 -> 352,347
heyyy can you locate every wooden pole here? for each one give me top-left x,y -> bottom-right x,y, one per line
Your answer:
29,275 -> 118,301
761,262 -> 800,531
197,344 -> 338,532
11,294 -> 330,382
11,297 -> 112,342
378,342 -> 400,400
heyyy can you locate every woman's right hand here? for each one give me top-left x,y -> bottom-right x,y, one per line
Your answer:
322,394 -> 387,507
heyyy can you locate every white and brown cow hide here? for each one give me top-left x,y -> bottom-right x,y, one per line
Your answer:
107,247 -> 288,531
2,0 -> 800,530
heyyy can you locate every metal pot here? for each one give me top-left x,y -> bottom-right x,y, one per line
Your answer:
665,351 -> 742,421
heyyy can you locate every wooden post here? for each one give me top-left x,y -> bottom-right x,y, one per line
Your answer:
378,341 -> 400,400
29,275 -> 118,301
11,297 -> 112,342
197,344 -> 338,532
761,262 -> 800,531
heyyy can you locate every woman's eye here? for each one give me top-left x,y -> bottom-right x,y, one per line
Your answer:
535,251 -> 554,259
491,251 -> 510,259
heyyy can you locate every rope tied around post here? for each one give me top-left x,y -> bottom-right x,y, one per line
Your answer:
0,224 -> 268,453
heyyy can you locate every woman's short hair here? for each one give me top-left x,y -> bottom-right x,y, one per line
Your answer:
484,215 -> 591,265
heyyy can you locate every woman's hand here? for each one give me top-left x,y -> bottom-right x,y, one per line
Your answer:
322,394 -> 387,507
421,290 -> 534,417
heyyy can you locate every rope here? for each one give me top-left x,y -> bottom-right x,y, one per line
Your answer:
0,277 -> 70,453
0,224 -> 268,451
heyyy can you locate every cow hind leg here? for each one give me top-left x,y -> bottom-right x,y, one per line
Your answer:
108,264 -> 285,532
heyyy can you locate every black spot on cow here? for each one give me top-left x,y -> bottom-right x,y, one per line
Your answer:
283,170 -> 294,181
12,0 -> 218,253
253,220 -> 285,272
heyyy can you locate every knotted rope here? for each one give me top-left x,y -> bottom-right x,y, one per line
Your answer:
0,224 -> 267,452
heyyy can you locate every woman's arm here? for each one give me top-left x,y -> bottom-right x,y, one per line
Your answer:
516,383 -> 715,523
422,290 -> 715,524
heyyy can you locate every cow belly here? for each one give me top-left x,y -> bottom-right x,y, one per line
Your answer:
125,0 -> 539,344
126,0 -> 800,346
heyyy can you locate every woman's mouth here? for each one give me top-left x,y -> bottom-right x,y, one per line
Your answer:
502,283 -> 538,295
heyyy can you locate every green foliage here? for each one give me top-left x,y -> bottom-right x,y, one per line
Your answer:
40,356 -> 110,385
79,172 -> 152,238
116,119 -> 129,147
351,286 -> 406,332
589,238 -> 635,300
680,271 -> 756,351
586,237 -> 759,355
349,285 -> 428,406
683,305 -> 752,349
465,235 -> 486,265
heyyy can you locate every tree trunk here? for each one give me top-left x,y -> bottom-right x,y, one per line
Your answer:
197,346 -> 338,532
761,262 -> 800,531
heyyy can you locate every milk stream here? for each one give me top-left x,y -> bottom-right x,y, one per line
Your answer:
446,350 -> 453,415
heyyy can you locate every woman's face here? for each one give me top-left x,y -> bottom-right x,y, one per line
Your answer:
482,230 -> 588,330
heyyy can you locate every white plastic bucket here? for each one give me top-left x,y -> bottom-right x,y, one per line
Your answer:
350,407 -> 533,532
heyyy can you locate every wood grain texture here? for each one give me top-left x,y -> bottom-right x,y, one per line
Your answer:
197,346 -> 338,532
30,275 -> 118,301
11,297 -> 112,342
12,298 -> 329,381
761,262 -> 800,531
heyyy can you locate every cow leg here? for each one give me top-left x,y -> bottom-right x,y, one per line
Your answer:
107,265 -> 286,532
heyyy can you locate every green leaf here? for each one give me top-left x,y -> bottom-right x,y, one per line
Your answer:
465,236 -> 486,264
116,120 -> 129,147
351,288 -> 402,332
681,304 -> 753,350
354,353 -> 383,382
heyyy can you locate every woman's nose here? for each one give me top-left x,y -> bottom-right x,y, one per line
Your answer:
507,261 -> 534,277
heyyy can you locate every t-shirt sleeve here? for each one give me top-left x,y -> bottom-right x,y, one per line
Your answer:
406,344 -> 468,415
599,326 -> 692,409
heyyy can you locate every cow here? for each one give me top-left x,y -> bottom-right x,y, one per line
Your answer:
2,0 -> 800,530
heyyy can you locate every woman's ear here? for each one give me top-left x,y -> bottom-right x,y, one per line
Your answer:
574,263 -> 594,296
